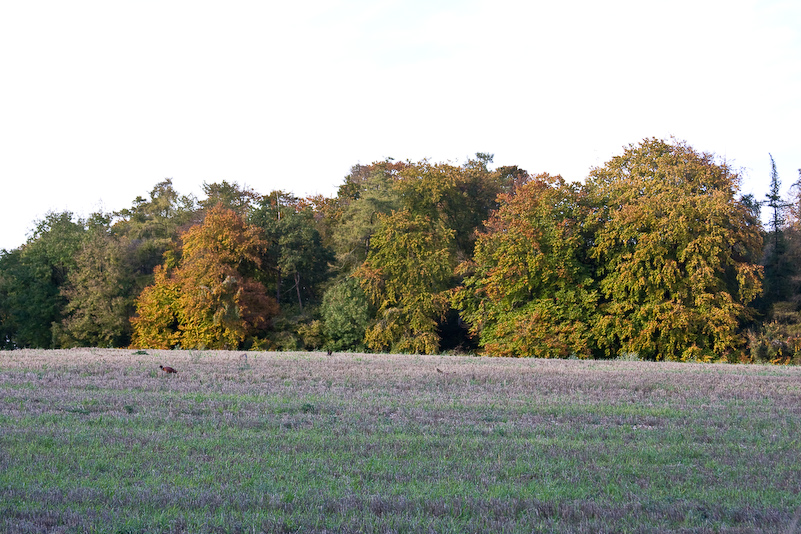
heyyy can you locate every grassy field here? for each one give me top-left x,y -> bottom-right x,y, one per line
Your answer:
1,349 -> 800,533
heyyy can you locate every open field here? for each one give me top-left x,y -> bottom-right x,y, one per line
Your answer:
1,349 -> 801,533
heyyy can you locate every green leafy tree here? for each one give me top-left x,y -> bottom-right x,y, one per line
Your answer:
250,192 -> 333,311
760,154 -> 793,310
330,161 -> 403,273
394,156 -> 509,256
0,249 -> 24,348
199,180 -> 260,216
586,138 -> 763,361
342,156 -> 510,353
302,193 -> 341,253
0,212 -> 85,348
131,205 -> 278,349
320,277 -> 371,351
453,174 -> 598,357
777,174 -> 801,332
54,222 -> 134,347
748,170 -> 801,363
112,179 -> 197,288
765,155 -> 788,239
355,210 -> 455,354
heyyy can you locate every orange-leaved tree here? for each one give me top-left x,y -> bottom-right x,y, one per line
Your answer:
131,205 -> 278,349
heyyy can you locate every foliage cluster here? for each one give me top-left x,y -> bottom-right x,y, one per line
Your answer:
1,138 -> 799,360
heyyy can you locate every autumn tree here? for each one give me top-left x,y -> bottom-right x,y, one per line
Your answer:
453,174 -> 598,357
131,205 -> 278,349
310,162 -> 406,351
393,156 -> 509,256
355,210 -> 455,354
586,138 -> 763,361
128,265 -> 182,349
348,156 -> 510,353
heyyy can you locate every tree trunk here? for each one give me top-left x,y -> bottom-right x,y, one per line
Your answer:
295,271 -> 303,312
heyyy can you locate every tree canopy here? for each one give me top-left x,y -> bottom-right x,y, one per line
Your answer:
454,174 -> 598,358
1,140 -> 794,362
585,139 -> 763,361
131,205 -> 278,349
356,210 -> 456,354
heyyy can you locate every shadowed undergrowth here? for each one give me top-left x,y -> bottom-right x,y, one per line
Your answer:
1,348 -> 800,533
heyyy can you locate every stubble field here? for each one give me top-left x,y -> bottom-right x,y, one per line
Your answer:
1,349 -> 800,533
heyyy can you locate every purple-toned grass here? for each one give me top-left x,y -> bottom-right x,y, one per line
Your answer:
1,349 -> 800,533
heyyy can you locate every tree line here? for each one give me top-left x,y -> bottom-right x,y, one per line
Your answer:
1,138 -> 800,362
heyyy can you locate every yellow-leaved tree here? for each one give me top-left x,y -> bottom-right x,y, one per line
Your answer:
586,138 -> 763,361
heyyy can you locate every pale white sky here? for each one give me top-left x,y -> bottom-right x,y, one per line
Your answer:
1,0 -> 799,250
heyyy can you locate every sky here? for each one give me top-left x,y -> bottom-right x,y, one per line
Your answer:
1,0 -> 799,250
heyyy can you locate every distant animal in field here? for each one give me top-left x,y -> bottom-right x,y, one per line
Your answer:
159,365 -> 177,374
327,349 -> 332,356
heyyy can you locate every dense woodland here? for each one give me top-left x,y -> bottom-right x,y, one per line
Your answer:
1,138 -> 800,362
